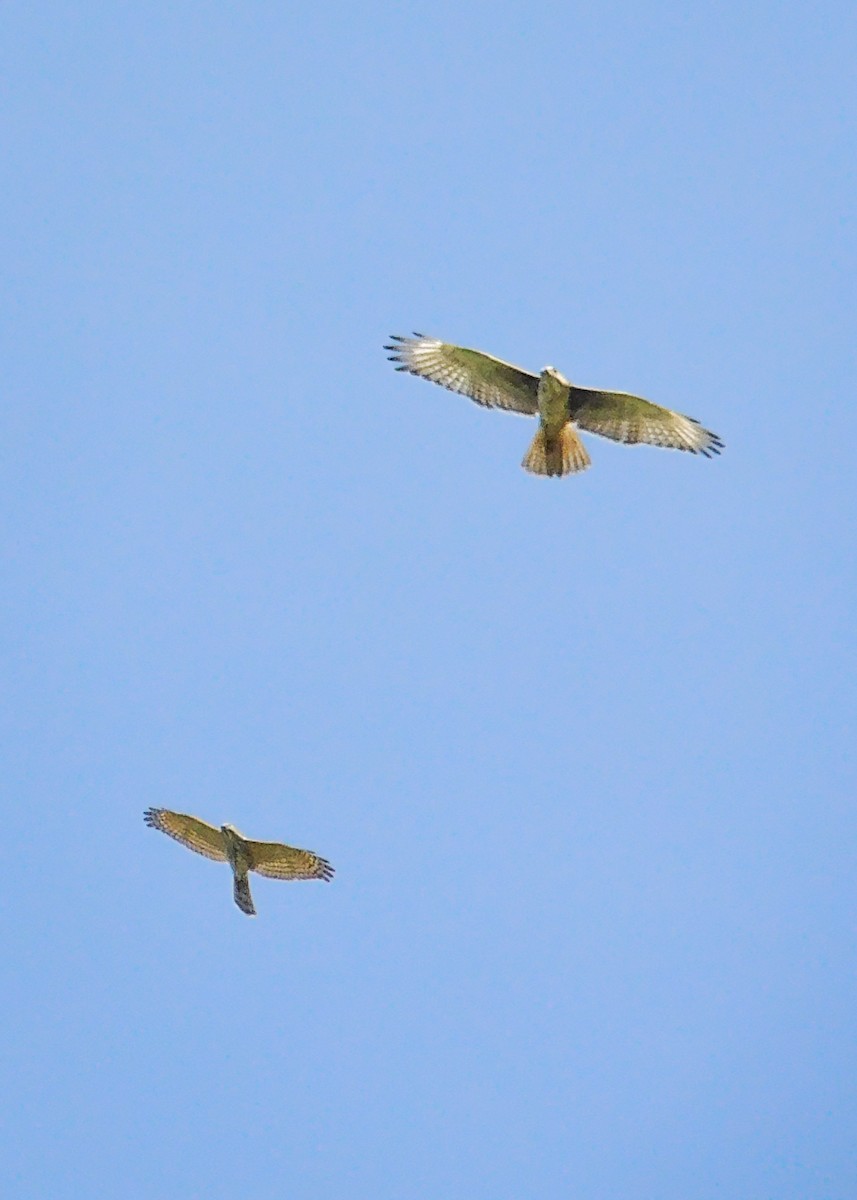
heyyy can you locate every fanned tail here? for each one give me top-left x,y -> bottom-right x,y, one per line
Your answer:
522,423 -> 591,477
233,872 -> 256,916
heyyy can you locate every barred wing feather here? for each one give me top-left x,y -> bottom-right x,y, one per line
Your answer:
569,387 -> 724,457
385,334 -> 540,416
246,839 -> 335,882
143,808 -> 228,862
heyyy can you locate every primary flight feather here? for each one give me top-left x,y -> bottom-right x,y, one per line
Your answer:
385,334 -> 723,477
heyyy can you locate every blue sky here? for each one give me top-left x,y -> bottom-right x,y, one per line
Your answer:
2,3 -> 855,1196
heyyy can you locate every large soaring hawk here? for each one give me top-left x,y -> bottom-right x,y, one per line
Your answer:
144,808 -> 334,916
385,334 -> 723,477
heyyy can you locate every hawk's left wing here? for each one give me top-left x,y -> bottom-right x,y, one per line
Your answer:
568,387 -> 723,457
245,839 -> 334,881
385,334 -> 540,415
144,808 -> 228,862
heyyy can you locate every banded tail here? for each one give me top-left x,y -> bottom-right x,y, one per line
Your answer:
522,422 -> 591,477
233,871 -> 257,916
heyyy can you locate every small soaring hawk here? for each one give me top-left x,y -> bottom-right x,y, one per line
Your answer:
385,333 -> 723,477
144,808 -> 334,916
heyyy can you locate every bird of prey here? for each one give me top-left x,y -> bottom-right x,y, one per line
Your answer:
143,808 -> 334,916
385,333 -> 723,477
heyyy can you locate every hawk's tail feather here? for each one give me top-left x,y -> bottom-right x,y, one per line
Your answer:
233,872 -> 257,916
522,423 -> 591,477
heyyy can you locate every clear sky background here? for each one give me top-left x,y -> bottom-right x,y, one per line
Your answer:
2,4 -> 855,1197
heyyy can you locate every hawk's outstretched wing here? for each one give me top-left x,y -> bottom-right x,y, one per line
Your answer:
568,387 -> 723,457
143,808 -> 228,862
245,839 -> 334,881
385,334 -> 540,416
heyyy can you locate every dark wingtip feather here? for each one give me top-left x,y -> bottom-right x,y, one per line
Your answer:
690,418 -> 724,456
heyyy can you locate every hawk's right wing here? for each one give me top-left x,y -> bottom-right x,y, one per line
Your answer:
385,334 -> 540,416
568,387 -> 724,456
245,839 -> 335,882
144,808 -> 228,862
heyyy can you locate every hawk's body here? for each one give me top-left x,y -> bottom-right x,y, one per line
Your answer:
144,808 -> 334,916
385,334 -> 723,476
